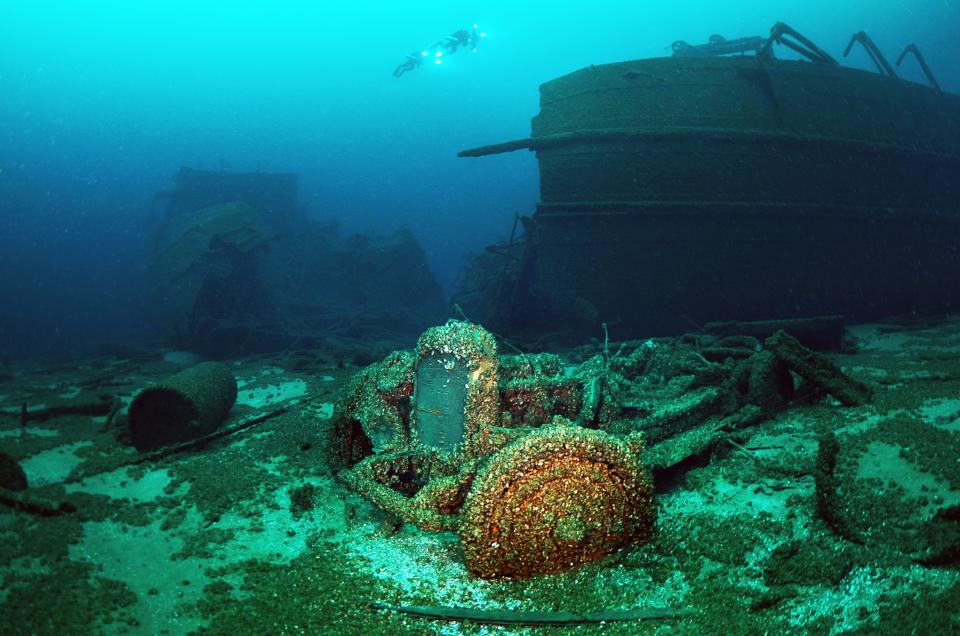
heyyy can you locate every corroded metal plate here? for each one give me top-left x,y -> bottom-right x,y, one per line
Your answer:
414,353 -> 469,451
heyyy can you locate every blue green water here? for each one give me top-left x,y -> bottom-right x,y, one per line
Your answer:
1,1 -> 958,357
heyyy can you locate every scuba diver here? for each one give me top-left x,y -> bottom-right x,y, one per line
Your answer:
393,51 -> 424,77
436,28 -> 473,54
393,24 -> 485,77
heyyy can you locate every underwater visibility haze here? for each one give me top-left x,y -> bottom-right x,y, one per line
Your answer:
2,0 -> 957,356
1,1 -> 960,634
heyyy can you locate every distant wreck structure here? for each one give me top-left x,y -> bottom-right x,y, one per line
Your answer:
162,167 -> 301,232
456,22 -> 960,341
148,168 -> 445,356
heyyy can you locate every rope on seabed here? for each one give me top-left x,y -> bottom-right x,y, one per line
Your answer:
369,602 -> 695,626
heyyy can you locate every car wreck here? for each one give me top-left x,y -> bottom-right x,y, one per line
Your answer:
329,319 -> 869,578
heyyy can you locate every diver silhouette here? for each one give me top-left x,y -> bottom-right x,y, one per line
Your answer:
393,25 -> 485,77
393,51 -> 424,77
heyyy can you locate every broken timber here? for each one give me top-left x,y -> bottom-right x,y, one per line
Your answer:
765,330 -> 871,406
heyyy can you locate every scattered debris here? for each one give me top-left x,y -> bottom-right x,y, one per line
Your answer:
3,395 -> 116,423
705,315 -> 846,351
766,330 -> 872,406
1,316 -> 957,633
0,487 -> 76,517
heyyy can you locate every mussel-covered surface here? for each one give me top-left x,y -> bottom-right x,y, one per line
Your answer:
0,318 -> 959,634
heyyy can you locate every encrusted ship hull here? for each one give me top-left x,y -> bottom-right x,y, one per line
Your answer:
462,54 -> 960,337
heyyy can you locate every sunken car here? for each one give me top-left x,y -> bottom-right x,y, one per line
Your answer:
328,319 -> 867,578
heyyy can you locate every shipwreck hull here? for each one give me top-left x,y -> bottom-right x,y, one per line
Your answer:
465,55 -> 960,336
525,202 -> 960,335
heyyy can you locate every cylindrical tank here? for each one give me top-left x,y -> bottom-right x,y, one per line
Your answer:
128,362 -> 237,451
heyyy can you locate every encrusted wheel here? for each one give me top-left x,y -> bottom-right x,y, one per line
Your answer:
459,425 -> 655,578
